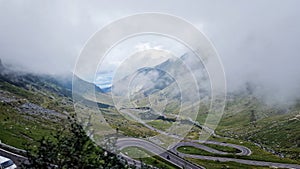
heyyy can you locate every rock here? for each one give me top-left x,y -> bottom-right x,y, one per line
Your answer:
20,102 -> 66,120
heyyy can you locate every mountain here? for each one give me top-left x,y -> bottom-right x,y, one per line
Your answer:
0,62 -> 72,98
0,58 -> 113,105
122,67 -> 175,97
217,91 -> 300,160
72,74 -> 114,108
1,56 -> 300,164
110,52 -> 211,111
100,86 -> 112,93
0,59 -> 74,149
103,54 -> 300,160
73,74 -> 104,94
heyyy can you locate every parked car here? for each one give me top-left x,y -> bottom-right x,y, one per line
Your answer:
0,156 -> 17,169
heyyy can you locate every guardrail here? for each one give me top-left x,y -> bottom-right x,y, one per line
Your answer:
0,141 -> 26,156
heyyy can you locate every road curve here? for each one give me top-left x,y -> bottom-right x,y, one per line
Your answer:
2,137 -> 299,169
171,142 -> 234,156
175,140 -> 252,156
171,144 -> 300,169
118,138 -> 300,169
175,153 -> 300,169
195,140 -> 252,156
117,138 -> 205,169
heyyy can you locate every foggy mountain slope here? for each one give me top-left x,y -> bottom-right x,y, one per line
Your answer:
0,59 -> 74,149
113,67 -> 175,97
104,53 -> 300,160
217,92 -> 300,160
0,59 -> 72,99
112,52 -> 211,102
2,56 -> 299,160
0,59 -> 156,150
0,58 -> 111,110
0,59 -> 114,108
72,74 -> 114,107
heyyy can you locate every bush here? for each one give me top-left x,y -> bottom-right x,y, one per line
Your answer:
21,116 -> 127,169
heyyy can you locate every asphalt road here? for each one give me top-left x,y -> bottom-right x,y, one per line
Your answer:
117,138 -> 300,169
0,148 -> 27,168
117,138 -> 205,169
172,142 -> 236,156
196,140 -> 252,156
176,153 -> 300,169
118,109 -> 300,168
2,137 -> 300,169
177,140 -> 252,156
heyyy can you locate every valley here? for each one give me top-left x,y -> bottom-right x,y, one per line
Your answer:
0,59 -> 300,169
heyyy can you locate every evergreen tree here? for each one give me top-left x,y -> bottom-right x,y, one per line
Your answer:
21,116 -> 128,169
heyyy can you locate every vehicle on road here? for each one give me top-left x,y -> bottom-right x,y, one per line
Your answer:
0,156 -> 17,169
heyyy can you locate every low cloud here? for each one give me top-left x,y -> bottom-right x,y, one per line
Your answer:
1,0 -> 300,103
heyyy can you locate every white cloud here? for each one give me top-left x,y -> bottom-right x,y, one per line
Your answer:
1,0 -> 300,102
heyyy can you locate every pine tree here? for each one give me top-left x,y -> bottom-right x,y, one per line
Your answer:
21,116 -> 128,169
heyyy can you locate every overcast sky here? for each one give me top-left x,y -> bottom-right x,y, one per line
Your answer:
1,0 -> 300,103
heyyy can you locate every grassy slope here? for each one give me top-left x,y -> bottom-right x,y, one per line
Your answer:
1,70 -> 300,168
122,146 -> 179,169
0,102 -> 59,148
0,79 -> 71,148
216,95 -> 300,160
203,143 -> 241,153
187,158 -> 270,169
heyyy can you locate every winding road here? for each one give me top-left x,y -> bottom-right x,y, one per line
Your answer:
117,109 -> 300,168
117,138 -> 300,169
117,138 -> 204,169
1,137 -> 300,169
170,141 -> 251,156
197,140 -> 251,156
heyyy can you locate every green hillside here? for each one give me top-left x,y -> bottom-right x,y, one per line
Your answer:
217,94 -> 300,160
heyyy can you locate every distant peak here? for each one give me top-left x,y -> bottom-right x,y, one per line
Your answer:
137,67 -> 152,72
